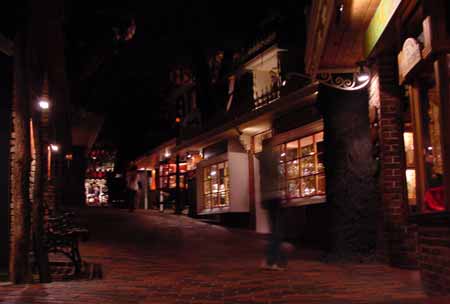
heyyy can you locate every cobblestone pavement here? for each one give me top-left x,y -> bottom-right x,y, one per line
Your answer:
1,208 -> 449,304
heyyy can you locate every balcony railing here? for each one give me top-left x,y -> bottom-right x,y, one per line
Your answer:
253,84 -> 280,110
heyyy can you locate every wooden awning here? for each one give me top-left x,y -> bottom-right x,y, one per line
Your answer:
305,0 -> 409,76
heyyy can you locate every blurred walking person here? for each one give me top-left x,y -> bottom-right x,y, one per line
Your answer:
259,146 -> 286,270
126,163 -> 139,212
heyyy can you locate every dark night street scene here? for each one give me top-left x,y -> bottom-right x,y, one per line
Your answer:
1,0 -> 450,303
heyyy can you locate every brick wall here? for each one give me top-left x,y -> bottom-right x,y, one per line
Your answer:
417,219 -> 450,295
372,55 -> 418,268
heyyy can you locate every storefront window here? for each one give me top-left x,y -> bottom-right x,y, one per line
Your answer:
159,163 -> 185,189
404,131 -> 417,207
275,131 -> 325,202
409,64 -> 446,213
202,161 -> 230,210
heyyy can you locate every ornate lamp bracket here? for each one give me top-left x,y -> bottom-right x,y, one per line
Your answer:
286,70 -> 370,91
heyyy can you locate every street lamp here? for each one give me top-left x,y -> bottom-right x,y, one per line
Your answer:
50,144 -> 59,152
38,98 -> 50,110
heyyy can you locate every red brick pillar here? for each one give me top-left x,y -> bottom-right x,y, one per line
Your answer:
373,55 -> 417,268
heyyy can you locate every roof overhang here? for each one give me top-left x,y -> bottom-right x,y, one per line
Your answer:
305,0 -> 408,76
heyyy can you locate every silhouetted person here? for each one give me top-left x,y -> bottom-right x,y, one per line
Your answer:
126,163 -> 138,212
259,146 -> 286,270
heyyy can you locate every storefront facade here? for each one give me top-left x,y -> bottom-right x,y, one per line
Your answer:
306,0 -> 450,295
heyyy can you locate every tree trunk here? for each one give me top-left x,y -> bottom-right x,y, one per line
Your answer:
320,86 -> 379,260
30,120 -> 51,282
9,30 -> 32,284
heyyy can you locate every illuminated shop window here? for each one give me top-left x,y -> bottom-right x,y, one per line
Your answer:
274,131 -> 325,201
403,132 -> 417,206
407,61 -> 447,213
159,163 -> 186,189
202,161 -> 230,210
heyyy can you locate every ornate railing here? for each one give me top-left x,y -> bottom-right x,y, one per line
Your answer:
253,85 -> 280,110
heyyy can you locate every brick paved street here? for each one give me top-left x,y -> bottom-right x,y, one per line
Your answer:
0,208 -> 449,304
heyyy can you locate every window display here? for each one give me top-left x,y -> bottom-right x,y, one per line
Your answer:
274,131 -> 325,202
85,178 -> 108,206
202,161 -> 230,210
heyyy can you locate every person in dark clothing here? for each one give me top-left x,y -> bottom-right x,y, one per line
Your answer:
126,163 -> 138,212
259,146 -> 286,270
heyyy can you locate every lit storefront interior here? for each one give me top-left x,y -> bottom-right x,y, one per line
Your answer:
84,149 -> 116,207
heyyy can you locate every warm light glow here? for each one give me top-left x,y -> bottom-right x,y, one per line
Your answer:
139,167 -> 145,170
38,99 -> 50,110
175,117 -> 181,123
50,144 -> 59,152
210,171 -> 217,176
281,152 -> 286,157
282,80 -> 287,86
164,152 -> 171,158
357,72 -> 370,82
65,154 -> 73,160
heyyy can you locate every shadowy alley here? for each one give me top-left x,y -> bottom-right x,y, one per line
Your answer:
0,208 -> 447,304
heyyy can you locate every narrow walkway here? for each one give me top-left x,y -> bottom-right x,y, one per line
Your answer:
0,208 -> 446,304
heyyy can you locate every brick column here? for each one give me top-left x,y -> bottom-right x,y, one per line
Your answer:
373,55 -> 417,268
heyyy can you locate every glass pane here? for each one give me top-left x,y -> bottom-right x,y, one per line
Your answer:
212,182 -> 219,193
211,193 -> 218,207
169,175 -> 176,188
302,176 -> 316,196
219,191 -> 227,205
278,163 -> 286,176
287,179 -> 300,198
300,136 -> 314,156
204,181 -> 211,194
204,167 -> 211,180
285,140 -> 299,161
420,70 -> 445,212
403,132 -> 415,168
204,194 -> 212,209
406,169 -> 417,205
286,160 -> 299,178
300,156 -> 314,176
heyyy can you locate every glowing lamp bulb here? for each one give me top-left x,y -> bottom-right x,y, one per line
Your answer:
357,73 -> 370,82
38,99 -> 50,110
50,144 -> 59,152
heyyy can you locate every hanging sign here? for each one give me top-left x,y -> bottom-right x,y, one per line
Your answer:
397,38 -> 422,84
364,0 -> 402,57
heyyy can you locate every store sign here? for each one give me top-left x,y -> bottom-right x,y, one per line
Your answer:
398,38 -> 422,84
364,0 -> 402,57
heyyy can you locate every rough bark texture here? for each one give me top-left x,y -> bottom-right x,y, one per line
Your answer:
30,121 -> 51,282
9,30 -> 32,284
0,51 -> 13,273
319,86 -> 379,259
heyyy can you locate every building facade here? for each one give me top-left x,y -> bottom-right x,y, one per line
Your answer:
305,0 -> 450,295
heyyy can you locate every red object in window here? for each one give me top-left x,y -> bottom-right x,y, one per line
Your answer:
424,186 -> 445,211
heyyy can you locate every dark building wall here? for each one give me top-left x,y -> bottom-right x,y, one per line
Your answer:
319,85 -> 379,258
0,54 -> 12,270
